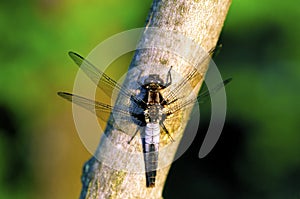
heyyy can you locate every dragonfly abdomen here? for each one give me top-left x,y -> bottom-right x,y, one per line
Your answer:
143,123 -> 160,187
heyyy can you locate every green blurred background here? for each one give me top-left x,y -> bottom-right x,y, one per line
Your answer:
0,0 -> 299,198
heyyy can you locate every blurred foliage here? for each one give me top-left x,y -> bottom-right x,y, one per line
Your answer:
0,0 -> 299,198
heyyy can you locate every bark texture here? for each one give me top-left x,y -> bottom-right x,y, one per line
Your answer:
80,0 -> 231,198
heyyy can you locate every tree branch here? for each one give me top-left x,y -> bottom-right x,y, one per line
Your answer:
80,0 -> 231,198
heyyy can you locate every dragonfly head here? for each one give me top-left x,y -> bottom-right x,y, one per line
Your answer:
144,74 -> 165,90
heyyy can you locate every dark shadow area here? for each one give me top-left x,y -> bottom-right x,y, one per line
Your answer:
0,105 -> 30,191
164,117 -> 249,199
217,23 -> 286,68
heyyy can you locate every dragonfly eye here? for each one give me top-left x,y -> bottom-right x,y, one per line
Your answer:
144,74 -> 165,86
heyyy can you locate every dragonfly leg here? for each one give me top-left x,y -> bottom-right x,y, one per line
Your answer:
127,127 -> 140,144
160,122 -> 175,142
137,69 -> 144,86
165,66 -> 173,87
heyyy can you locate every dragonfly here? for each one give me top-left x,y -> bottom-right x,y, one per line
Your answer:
58,48 -> 231,187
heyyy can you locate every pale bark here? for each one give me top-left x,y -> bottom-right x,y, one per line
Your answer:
80,0 -> 231,198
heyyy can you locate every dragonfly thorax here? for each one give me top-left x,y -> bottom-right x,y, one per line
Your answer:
147,90 -> 160,105
144,104 -> 163,123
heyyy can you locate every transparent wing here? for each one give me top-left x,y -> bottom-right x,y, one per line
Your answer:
162,46 -> 218,105
166,78 -> 232,115
57,92 -> 133,123
68,52 -> 146,106
196,77 -> 232,102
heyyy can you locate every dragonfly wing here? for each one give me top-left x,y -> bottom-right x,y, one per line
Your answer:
68,52 -> 146,106
57,92 -> 132,123
166,78 -> 232,115
163,46 -> 217,105
196,77 -> 232,103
